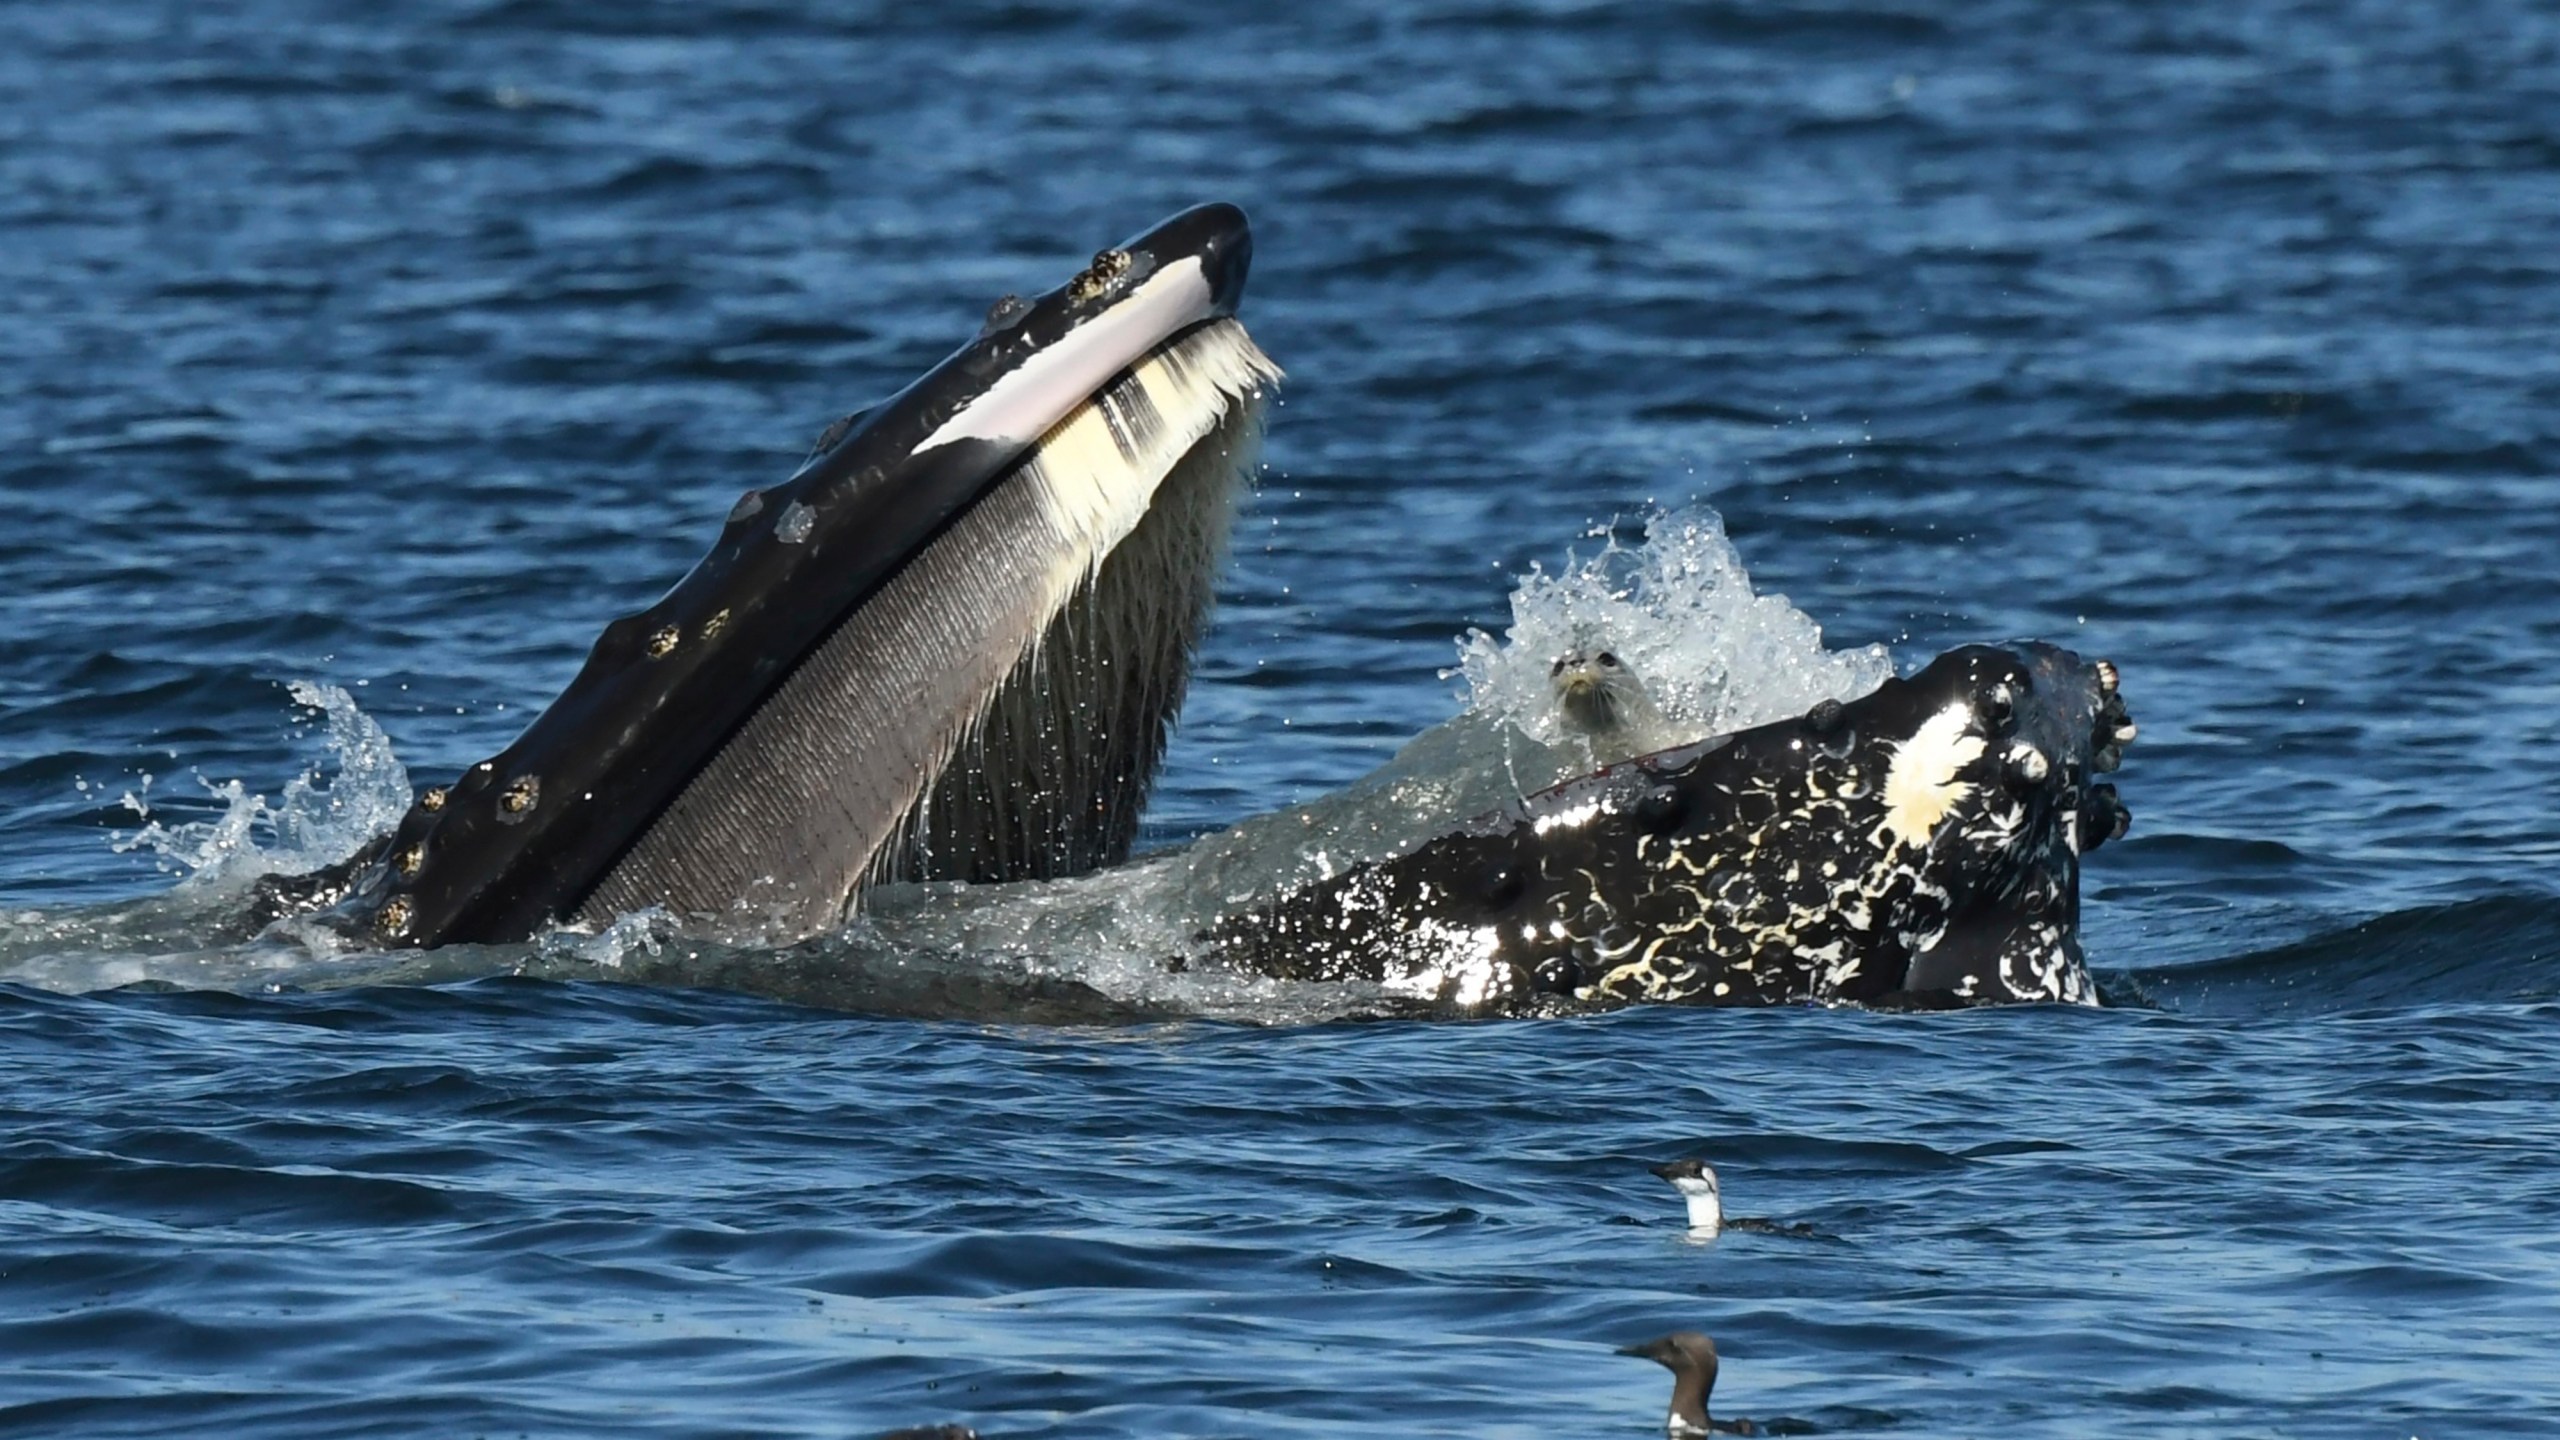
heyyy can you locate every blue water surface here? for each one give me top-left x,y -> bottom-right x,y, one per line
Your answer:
3,1 -> 2557,1435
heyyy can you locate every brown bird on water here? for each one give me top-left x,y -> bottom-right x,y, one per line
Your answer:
1618,1330 -> 1755,1436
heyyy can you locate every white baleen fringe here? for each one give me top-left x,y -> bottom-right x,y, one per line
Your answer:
869,316 -> 1282,887
1014,316 -> 1284,584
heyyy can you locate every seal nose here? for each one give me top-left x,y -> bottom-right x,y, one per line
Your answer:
1121,201 -> 1253,316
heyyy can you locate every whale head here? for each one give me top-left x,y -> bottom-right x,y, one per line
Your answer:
347,205 -> 1281,948
1204,640 -> 2135,1012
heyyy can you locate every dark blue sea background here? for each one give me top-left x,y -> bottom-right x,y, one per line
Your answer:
5,1 -> 2558,1435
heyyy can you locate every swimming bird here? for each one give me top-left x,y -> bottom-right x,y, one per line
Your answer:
1650,1158 -> 1822,1239
1650,1157 -> 1723,1234
1618,1331 -> 1740,1436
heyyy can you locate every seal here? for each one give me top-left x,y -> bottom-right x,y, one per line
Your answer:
1199,642 -> 2135,1013
1551,645 -> 1682,765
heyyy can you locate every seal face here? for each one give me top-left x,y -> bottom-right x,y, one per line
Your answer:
1200,642 -> 2134,1013
1550,646 -> 1681,765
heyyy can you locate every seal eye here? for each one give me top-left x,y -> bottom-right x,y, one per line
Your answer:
1597,651 -> 1620,669
1550,656 -> 1567,677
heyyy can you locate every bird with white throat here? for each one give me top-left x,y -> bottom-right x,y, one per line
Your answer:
1650,1157 -> 1723,1235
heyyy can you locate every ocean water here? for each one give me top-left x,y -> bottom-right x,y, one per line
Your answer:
4,0 -> 2557,1435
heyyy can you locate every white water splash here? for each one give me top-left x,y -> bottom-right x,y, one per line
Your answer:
866,503 -> 1901,1023
110,680 -> 412,892
17,509 -> 1892,1024
541,908 -> 681,970
1153,505 -> 1896,911
1453,506 -> 1894,750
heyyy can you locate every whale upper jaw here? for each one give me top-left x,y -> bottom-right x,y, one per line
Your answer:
1201,641 -> 2135,1013
340,204 -> 1279,950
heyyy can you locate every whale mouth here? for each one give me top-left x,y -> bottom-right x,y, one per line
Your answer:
344,204 -> 1281,949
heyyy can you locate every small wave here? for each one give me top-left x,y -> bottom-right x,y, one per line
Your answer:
2119,893 -> 2560,1017
108,680 -> 409,894
0,683 -> 410,994
0,1142 -> 463,1229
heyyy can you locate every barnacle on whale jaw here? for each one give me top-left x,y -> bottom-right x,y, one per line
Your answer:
1065,248 -> 1134,304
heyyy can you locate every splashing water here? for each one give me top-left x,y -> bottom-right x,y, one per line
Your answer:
1453,507 -> 1894,750
109,681 -> 412,893
1167,505 -> 1893,900
0,684 -> 414,991
16,510 -> 1891,1020
540,907 -> 681,970
864,505 -> 1905,1020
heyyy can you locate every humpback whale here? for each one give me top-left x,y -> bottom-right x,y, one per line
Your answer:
256,203 -> 2136,1014
1196,642 -> 2134,1012
327,203 -> 1281,947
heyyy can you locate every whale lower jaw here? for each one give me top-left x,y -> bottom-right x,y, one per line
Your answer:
578,320 -> 1279,937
